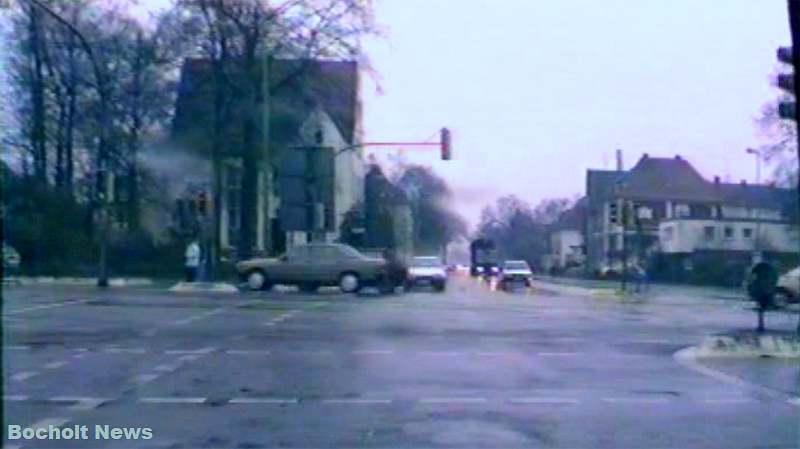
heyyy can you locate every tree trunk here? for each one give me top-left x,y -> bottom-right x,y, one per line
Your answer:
29,5 -> 48,183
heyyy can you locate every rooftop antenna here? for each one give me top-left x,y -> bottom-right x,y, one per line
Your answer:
616,148 -> 624,171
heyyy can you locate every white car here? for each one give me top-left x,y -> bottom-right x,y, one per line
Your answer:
776,267 -> 800,303
406,256 -> 447,292
499,260 -> 532,290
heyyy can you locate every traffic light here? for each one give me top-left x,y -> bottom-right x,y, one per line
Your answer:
440,127 -> 451,160
608,202 -> 619,224
95,169 -> 114,204
196,191 -> 208,216
777,46 -> 797,121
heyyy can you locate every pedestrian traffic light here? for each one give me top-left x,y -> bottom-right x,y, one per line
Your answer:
440,127 -> 451,160
777,46 -> 798,121
196,191 -> 207,216
609,202 -> 619,224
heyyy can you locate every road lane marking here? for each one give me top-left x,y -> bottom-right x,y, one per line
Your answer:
165,347 -> 216,355
602,397 -> 671,404
172,307 -> 226,326
104,347 -> 147,354
4,345 -> 31,351
508,397 -> 580,404
51,396 -> 109,411
11,371 -> 39,382
131,374 -> 159,384
538,352 -> 582,357
475,351 -> 514,357
140,397 -> 206,404
229,398 -> 298,404
43,361 -> 68,369
703,398 -> 754,404
420,397 -> 487,404
351,350 -> 394,355
420,351 -> 463,357
29,417 -> 70,429
153,364 -> 180,373
7,299 -> 87,315
3,395 -> 29,401
321,398 -> 393,404
286,350 -> 333,356
225,350 -> 272,355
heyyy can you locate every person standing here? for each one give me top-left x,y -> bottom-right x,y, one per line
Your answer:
747,261 -> 778,333
185,239 -> 201,282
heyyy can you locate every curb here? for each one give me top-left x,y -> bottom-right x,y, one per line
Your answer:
3,277 -> 154,287
169,282 -> 239,293
674,346 -> 799,407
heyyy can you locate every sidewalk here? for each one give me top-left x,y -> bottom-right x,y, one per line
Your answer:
3,276 -> 154,287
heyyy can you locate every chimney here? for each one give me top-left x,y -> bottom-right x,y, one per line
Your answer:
675,155 -> 682,161
714,176 -> 720,184
642,153 -> 649,159
616,149 -> 623,172
740,179 -> 747,186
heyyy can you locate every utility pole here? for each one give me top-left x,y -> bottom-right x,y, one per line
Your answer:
620,201 -> 629,293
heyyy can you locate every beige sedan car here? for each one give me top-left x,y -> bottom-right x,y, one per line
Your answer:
236,243 -> 406,294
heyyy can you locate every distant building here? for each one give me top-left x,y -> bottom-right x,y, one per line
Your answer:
171,57 -> 364,256
585,154 -> 797,281
543,198 -> 586,272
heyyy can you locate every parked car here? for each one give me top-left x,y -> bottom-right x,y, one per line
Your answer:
405,256 -> 447,292
498,260 -> 532,290
236,243 -> 406,294
3,244 -> 21,273
775,266 -> 800,304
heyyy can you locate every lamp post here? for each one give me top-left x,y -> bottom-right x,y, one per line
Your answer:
746,148 -> 762,262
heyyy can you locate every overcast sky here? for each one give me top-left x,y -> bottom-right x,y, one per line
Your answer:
12,1 -> 793,228
360,1 -> 792,226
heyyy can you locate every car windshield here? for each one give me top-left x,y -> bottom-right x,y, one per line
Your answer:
413,257 -> 441,267
504,261 -> 529,270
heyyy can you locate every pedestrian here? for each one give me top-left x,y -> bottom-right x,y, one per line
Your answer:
747,261 -> 778,333
185,238 -> 201,282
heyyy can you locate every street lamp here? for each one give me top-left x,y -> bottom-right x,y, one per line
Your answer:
745,148 -> 763,262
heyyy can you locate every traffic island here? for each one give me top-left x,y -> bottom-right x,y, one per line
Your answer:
169,282 -> 239,293
691,330 -> 800,358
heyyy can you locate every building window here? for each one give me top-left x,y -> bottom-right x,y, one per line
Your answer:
674,204 -> 690,218
662,226 -> 674,242
743,228 -> 753,239
723,226 -> 734,239
703,226 -> 715,240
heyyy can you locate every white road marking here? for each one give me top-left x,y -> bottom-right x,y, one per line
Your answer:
287,350 -> 333,356
11,371 -> 39,382
474,351 -> 514,357
225,350 -> 272,355
165,347 -> 216,355
4,395 -> 29,401
229,398 -> 298,404
602,397 -> 671,404
140,397 -> 206,404
7,299 -> 87,315
631,339 -> 672,344
265,322 -> 277,327
177,354 -> 202,362
4,345 -> 31,351
131,374 -> 159,384
321,398 -> 393,404
508,397 -> 580,404
351,350 -> 394,355
787,397 -> 800,406
30,417 -> 70,429
703,398 -> 754,404
104,347 -> 147,354
420,351 -> 463,357
43,361 -> 68,369
420,397 -> 487,404
51,396 -> 109,411
172,307 -> 226,326
538,352 -> 582,357
153,364 -> 180,373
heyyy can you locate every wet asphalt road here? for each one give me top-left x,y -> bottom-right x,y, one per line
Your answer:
2,276 -> 799,449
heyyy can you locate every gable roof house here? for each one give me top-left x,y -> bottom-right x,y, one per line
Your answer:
171,57 -> 364,256
585,154 -> 796,279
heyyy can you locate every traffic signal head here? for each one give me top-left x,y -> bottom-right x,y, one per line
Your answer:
777,73 -> 795,92
778,46 -> 794,65
440,127 -> 451,160
196,191 -> 207,216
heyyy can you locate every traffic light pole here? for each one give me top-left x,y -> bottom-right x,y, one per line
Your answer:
788,0 -> 800,333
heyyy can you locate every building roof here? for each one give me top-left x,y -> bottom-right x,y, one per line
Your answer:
552,197 -> 587,231
587,154 -> 794,211
172,58 -> 359,153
